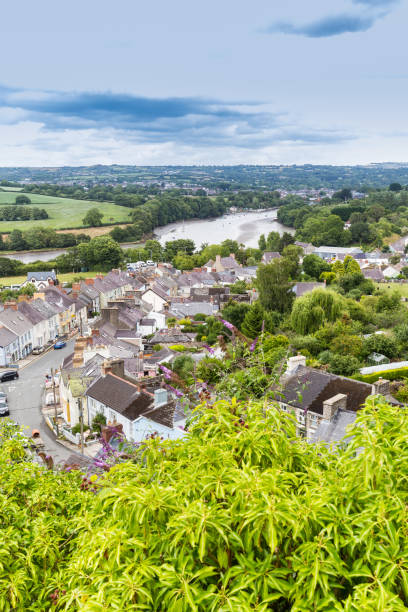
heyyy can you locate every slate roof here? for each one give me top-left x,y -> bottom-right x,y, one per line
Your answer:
0,309 -> 33,337
362,268 -> 384,281
0,327 -> 18,347
281,365 -> 372,416
292,282 -> 325,297
262,252 -> 281,263
86,373 -> 154,420
311,410 -> 357,444
26,270 -> 56,281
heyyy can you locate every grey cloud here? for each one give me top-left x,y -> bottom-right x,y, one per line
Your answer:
0,84 -> 354,148
267,14 -> 377,37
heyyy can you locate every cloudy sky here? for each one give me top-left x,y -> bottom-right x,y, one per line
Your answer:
0,0 -> 407,165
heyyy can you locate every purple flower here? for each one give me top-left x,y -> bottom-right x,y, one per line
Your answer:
166,384 -> 184,398
159,365 -> 173,380
249,337 -> 258,353
204,344 -> 215,355
221,319 -> 235,332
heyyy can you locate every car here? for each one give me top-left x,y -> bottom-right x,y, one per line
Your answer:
0,370 -> 19,382
0,401 -> 9,417
0,391 -> 7,401
54,341 -> 66,349
32,346 -> 45,355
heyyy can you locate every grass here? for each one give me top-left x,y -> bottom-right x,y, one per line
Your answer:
0,270 -> 102,288
374,282 -> 408,298
0,190 -> 132,232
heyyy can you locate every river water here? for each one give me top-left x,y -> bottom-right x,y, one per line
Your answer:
4,209 -> 293,264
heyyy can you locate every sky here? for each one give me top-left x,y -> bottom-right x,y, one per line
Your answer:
0,0 -> 407,166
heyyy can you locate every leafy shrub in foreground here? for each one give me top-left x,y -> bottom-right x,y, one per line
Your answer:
1,400 -> 408,609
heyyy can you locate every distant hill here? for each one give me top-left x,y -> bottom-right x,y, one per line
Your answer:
2,163 -> 408,190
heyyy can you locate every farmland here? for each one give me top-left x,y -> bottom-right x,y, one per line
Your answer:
0,190 -> 132,232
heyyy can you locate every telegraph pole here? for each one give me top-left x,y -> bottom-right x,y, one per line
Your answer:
78,397 -> 84,455
51,368 -> 59,436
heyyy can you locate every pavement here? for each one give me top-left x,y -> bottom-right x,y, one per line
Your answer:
4,339 -> 77,465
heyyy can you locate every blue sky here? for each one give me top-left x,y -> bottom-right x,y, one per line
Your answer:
0,0 -> 407,165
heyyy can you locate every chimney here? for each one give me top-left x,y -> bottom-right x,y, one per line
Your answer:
215,254 -> 221,264
372,378 -> 390,396
85,278 -> 94,286
102,360 -> 112,376
101,423 -> 124,444
72,283 -> 81,292
109,358 -> 125,379
34,292 -> 45,300
96,274 -> 104,280
91,328 -> 100,337
18,294 -> 30,303
154,388 -> 168,408
285,355 -> 307,378
230,253 -> 235,260
322,394 -> 347,421
4,301 -> 17,311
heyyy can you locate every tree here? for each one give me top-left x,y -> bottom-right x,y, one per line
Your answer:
281,244 -> 302,279
350,222 -> 372,243
83,208 -> 103,227
7,229 -> 27,251
362,334 -> 398,359
258,234 -> 266,251
172,355 -> 195,382
15,194 -> 31,205
221,301 -> 250,330
256,260 -> 294,313
302,254 -> 331,280
389,182 -> 402,192
333,188 -> 352,201
86,236 -> 123,269
291,289 -> 344,335
241,301 -> 274,338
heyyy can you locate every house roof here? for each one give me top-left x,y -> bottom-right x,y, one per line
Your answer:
292,282 -> 325,297
0,308 -> 33,336
86,373 -> 154,420
281,365 -> 372,416
311,409 -> 357,444
26,270 -> 56,281
0,327 -> 18,347
262,252 -> 281,262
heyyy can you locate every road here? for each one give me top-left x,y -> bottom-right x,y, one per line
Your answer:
4,339 -> 76,464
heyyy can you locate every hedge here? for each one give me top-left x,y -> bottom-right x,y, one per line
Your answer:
353,367 -> 408,384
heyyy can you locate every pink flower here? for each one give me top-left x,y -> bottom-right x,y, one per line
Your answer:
204,344 -> 215,355
221,319 -> 235,332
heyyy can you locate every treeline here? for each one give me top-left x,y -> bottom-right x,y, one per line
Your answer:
0,206 -> 48,221
277,188 -> 408,247
0,228 -> 90,252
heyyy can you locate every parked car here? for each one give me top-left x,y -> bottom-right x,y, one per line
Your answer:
0,401 -> 9,417
32,346 -> 45,355
0,370 -> 19,382
54,341 -> 66,349
0,391 -> 7,401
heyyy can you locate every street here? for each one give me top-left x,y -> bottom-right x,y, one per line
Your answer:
4,339 -> 76,464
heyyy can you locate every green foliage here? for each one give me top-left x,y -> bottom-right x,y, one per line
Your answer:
241,301 -> 274,338
302,253 -> 331,280
172,355 -> 195,381
221,301 -> 251,330
196,357 -> 224,384
82,207 -> 103,226
256,260 -> 295,313
291,289 -> 345,335
3,400 -> 408,609
92,412 -> 107,433
353,367 -> 408,384
362,334 -> 398,359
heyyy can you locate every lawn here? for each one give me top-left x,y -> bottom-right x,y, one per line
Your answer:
0,270 -> 102,288
0,190 -> 132,232
374,282 -> 408,298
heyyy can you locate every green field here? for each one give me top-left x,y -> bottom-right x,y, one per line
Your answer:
0,270 -> 103,288
0,190 -> 132,232
374,282 -> 408,298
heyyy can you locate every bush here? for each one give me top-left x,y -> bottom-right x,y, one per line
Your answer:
92,413 -> 107,433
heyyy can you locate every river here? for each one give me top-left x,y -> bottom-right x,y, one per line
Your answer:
4,209 -> 293,263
